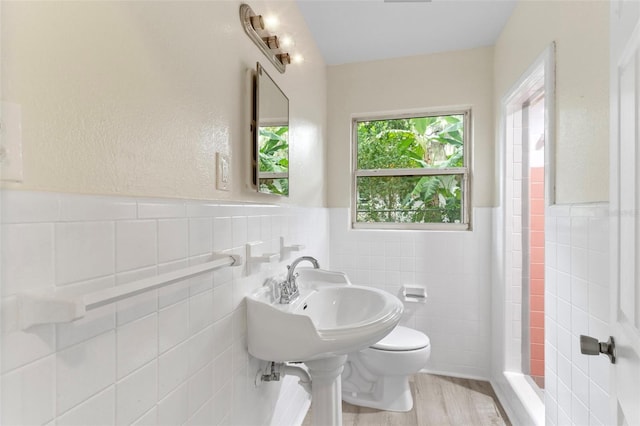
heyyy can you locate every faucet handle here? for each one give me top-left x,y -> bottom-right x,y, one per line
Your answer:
278,280 -> 297,304
264,277 -> 282,303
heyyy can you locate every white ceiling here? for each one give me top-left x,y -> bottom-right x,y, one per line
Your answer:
296,0 -> 517,65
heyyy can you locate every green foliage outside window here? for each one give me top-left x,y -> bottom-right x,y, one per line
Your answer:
258,126 -> 289,196
356,114 -> 465,224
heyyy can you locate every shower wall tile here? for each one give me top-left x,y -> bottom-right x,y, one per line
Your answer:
544,203 -> 611,426
1,190 -> 327,426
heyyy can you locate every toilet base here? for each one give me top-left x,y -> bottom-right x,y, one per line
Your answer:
342,376 -> 414,412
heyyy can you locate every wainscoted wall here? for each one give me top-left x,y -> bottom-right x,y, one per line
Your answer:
1,190 -> 328,426
329,208 -> 493,379
544,204 -> 610,426
1,191 -> 614,426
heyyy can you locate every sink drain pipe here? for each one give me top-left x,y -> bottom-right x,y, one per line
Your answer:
256,361 -> 312,394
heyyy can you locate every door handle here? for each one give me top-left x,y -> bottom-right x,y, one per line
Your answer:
580,335 -> 616,364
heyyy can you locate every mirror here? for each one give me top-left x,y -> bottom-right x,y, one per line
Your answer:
253,62 -> 289,196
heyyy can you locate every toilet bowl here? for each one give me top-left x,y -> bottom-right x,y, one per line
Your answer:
341,325 -> 431,412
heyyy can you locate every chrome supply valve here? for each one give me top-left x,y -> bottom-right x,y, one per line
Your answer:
260,362 -> 282,382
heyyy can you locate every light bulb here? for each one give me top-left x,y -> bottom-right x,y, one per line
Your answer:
292,53 -> 304,64
280,35 -> 295,49
263,15 -> 279,31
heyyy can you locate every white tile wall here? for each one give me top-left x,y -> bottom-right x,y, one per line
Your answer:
56,387 -> 115,426
504,109 -> 524,373
1,355 -> 55,425
4,190 -> 610,426
116,220 -> 157,272
116,360 -> 158,424
544,204 -> 611,426
56,331 -> 116,414
55,221 -> 115,286
1,223 -> 54,296
329,207 -> 493,379
0,190 -> 328,426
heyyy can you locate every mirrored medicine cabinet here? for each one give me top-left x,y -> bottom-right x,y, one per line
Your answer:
253,62 -> 289,196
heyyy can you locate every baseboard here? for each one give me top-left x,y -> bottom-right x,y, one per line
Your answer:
418,367 -> 490,382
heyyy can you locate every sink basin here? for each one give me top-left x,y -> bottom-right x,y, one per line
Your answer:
246,268 -> 403,362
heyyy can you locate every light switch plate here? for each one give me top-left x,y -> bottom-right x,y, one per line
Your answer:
216,152 -> 231,191
0,102 -> 24,182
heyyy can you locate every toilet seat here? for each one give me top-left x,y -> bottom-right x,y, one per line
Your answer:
370,326 -> 430,351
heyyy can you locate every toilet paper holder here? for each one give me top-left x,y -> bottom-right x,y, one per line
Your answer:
401,285 -> 427,303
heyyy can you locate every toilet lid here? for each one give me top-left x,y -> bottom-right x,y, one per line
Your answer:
370,326 -> 430,351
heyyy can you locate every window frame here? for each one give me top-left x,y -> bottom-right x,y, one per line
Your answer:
351,108 -> 472,231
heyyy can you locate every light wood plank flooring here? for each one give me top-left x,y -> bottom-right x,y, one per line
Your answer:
302,374 -> 511,426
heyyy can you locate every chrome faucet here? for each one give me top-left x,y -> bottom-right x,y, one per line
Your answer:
279,256 -> 320,304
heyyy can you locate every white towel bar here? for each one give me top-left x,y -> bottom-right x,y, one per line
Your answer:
17,252 -> 243,330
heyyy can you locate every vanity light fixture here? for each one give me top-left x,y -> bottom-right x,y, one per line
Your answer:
250,14 -> 265,30
277,53 -> 291,65
263,36 -> 280,50
240,3 -> 294,73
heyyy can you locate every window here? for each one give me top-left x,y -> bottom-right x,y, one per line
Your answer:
352,110 -> 471,230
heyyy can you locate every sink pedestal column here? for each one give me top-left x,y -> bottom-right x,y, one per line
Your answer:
305,355 -> 348,426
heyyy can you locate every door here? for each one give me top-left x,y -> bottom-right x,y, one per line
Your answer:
610,2 -> 640,425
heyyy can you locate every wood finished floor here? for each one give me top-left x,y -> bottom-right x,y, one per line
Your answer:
302,374 -> 511,426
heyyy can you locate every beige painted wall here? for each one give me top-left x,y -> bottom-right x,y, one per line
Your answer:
1,0 -> 327,207
494,0 -> 609,204
326,46 -> 495,208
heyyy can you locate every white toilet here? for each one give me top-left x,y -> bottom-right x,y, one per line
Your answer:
341,325 -> 431,412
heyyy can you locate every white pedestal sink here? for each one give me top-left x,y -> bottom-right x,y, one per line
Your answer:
246,268 -> 403,426
305,355 -> 348,426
